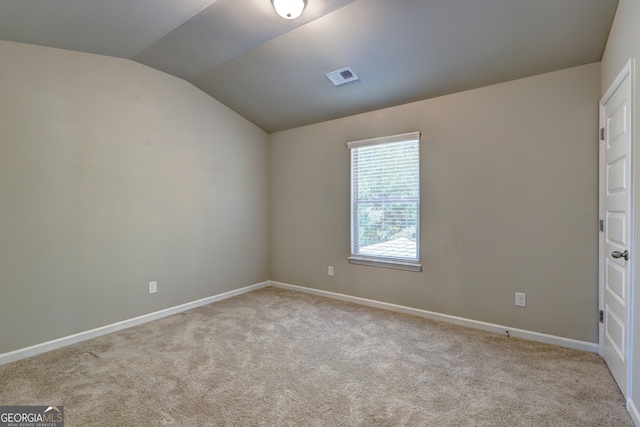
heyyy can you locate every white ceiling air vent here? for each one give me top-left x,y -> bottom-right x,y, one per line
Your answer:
325,67 -> 359,86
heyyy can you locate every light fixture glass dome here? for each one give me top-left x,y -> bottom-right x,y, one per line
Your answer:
272,0 -> 306,20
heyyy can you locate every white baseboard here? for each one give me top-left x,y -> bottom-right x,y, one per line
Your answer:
629,398 -> 640,426
0,279 -> 599,367
0,281 -> 270,367
270,281 -> 599,353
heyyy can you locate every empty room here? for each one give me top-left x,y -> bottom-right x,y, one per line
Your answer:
1,0 -> 640,425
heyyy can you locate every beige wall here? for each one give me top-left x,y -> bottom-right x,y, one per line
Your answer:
0,38 -> 604,355
601,0 -> 640,411
270,63 -> 601,343
0,41 -> 270,354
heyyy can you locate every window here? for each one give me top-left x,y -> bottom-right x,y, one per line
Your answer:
348,131 -> 421,271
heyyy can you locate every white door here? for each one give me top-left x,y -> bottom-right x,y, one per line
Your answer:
600,58 -> 635,399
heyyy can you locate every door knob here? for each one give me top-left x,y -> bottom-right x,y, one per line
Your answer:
612,250 -> 629,261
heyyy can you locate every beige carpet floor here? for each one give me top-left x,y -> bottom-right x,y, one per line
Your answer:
0,286 -> 633,426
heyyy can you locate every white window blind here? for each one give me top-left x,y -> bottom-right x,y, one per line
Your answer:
348,132 -> 421,271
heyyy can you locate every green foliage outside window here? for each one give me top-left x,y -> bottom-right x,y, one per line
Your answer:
352,140 -> 419,259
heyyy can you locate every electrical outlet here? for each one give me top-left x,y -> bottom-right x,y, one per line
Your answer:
515,292 -> 526,307
149,281 -> 157,294
328,266 -> 334,276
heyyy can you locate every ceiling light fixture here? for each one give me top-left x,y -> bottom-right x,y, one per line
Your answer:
272,0 -> 306,20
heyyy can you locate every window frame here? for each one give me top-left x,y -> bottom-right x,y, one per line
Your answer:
347,131 -> 422,272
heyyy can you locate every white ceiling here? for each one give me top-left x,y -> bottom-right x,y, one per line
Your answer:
0,0 -> 619,132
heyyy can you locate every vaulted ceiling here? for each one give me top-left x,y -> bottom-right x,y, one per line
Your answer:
0,0 -> 619,132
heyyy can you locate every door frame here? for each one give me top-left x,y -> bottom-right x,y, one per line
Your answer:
599,57 -> 635,403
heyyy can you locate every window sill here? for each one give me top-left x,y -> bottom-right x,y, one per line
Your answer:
348,256 -> 422,272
